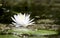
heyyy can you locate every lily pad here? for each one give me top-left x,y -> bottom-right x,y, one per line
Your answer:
0,35 -> 20,38
12,28 -> 58,35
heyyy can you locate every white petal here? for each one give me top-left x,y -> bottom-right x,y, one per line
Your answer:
29,19 -> 34,23
11,17 -> 16,22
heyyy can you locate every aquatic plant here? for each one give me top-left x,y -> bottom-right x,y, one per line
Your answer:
11,13 -> 35,27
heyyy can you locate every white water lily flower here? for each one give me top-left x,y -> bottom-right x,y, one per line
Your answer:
11,13 -> 35,27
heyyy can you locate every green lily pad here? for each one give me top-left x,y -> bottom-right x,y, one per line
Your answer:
0,35 -> 20,38
12,28 -> 58,35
